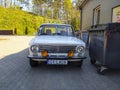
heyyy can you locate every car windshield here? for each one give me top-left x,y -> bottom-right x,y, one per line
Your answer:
38,25 -> 75,37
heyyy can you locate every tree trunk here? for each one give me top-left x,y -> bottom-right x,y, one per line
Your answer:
4,0 -> 7,8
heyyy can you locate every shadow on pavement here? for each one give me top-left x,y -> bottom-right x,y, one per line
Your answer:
0,48 -> 84,73
1,48 -> 120,90
0,48 -> 120,74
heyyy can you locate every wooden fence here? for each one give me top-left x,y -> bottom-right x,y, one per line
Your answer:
0,30 -> 13,35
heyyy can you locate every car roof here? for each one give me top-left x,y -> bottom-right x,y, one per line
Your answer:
40,23 -> 72,27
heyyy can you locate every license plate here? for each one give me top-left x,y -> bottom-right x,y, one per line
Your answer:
47,60 -> 68,65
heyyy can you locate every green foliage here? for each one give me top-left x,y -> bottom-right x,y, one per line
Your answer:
63,0 -> 72,13
0,1 -> 81,34
32,0 -> 80,30
71,17 -> 80,30
0,6 -> 62,35
0,6 -> 44,35
70,6 -> 80,31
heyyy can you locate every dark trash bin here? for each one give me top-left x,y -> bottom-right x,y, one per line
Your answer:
88,23 -> 120,74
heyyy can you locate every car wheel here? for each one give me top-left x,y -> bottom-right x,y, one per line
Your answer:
90,58 -> 96,64
29,59 -> 38,67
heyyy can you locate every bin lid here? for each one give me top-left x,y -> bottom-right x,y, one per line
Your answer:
89,23 -> 120,32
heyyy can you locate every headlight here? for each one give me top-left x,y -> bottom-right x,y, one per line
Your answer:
30,45 -> 39,53
76,46 -> 85,53
68,51 -> 74,58
41,50 -> 48,57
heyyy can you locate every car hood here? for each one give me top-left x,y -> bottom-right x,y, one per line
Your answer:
29,36 -> 85,46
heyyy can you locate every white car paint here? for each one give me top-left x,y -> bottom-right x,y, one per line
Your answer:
29,36 -> 85,47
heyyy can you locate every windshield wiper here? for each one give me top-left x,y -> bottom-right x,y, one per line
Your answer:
40,33 -> 48,35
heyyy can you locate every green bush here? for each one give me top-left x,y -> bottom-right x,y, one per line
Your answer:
71,17 -> 80,31
0,6 -> 63,35
0,6 -> 44,35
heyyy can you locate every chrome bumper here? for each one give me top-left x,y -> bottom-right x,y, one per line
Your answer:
27,55 -> 87,61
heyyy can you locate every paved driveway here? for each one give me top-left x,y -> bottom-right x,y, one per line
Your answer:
0,36 -> 120,90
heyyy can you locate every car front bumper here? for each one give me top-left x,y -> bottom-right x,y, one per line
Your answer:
27,55 -> 87,61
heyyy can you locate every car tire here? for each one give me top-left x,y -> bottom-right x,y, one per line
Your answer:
29,59 -> 38,67
90,58 -> 96,64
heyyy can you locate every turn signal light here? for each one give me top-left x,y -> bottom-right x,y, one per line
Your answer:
41,50 -> 48,57
68,51 -> 74,58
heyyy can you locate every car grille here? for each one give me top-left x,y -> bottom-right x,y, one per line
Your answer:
39,45 -> 76,53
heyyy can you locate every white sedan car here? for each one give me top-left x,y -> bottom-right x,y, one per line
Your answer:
28,24 -> 86,67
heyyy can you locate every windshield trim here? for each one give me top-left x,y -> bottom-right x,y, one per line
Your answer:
38,25 -> 75,37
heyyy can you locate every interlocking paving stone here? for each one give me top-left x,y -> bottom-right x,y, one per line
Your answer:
0,36 -> 120,90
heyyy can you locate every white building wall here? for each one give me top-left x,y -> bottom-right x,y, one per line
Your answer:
81,0 -> 120,30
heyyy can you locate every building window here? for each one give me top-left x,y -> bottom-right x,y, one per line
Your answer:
93,5 -> 101,26
112,5 -> 120,23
